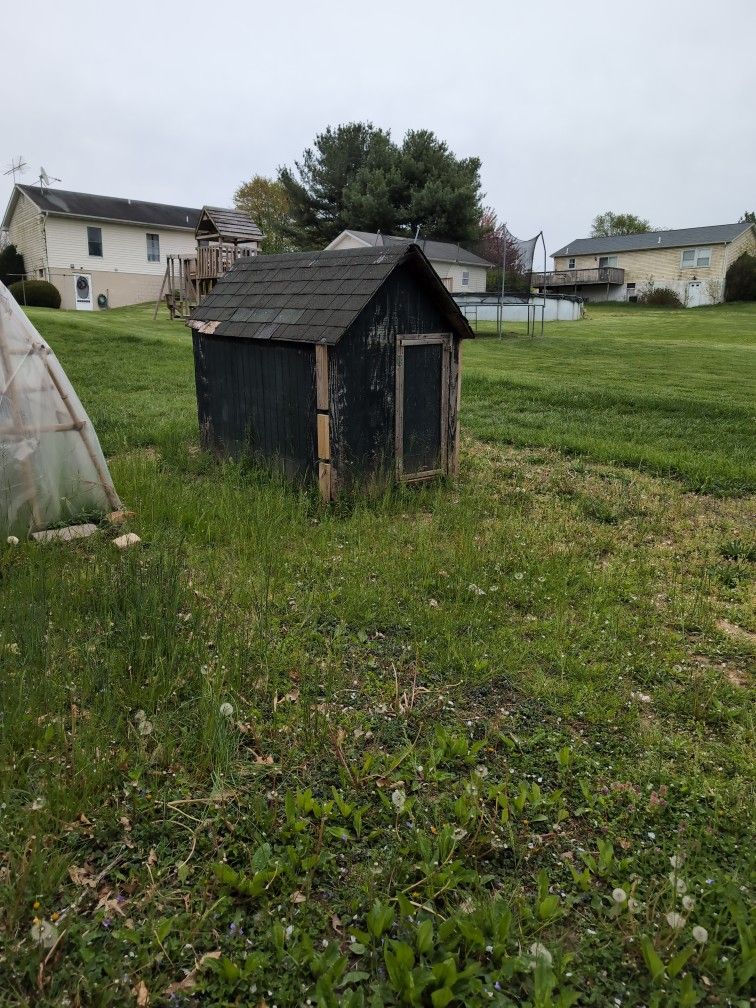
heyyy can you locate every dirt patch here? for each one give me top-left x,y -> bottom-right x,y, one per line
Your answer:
716,619 -> 756,646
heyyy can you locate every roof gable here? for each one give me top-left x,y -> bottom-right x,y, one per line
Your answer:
330,229 -> 495,269
13,185 -> 201,230
553,223 -> 753,258
189,244 -> 474,345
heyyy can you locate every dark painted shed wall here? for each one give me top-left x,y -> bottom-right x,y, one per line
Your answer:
192,333 -> 316,477
330,258 -> 460,487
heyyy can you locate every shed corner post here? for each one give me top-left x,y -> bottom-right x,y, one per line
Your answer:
450,339 -> 463,478
315,343 -> 332,502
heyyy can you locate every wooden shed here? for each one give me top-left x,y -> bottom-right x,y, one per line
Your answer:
187,242 -> 474,500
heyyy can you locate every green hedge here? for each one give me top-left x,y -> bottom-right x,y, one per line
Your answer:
640,286 -> 683,308
725,252 -> 756,302
8,279 -> 61,309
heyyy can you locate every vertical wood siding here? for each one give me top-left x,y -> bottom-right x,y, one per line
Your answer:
193,334 -> 316,478
329,260 -> 458,490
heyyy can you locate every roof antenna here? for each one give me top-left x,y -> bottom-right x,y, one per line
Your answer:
39,166 -> 61,193
413,225 -> 421,242
3,156 -> 28,184
374,230 -> 382,246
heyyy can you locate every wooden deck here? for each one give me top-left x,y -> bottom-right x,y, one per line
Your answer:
533,267 -> 625,288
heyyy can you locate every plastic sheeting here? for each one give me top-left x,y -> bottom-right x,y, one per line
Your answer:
0,282 -> 120,537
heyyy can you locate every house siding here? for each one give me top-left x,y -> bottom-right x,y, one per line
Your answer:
723,225 -> 756,271
41,216 -> 197,309
330,231 -> 488,293
6,192 -> 46,278
44,217 -> 196,273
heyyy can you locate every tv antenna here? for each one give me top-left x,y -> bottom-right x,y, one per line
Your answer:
39,166 -> 61,192
3,156 -> 28,184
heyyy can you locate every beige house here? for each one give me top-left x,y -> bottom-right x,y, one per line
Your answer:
535,223 -> 756,306
1,184 -> 205,310
326,229 -> 494,293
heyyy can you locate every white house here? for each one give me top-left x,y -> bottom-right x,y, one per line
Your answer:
1,184 -> 205,310
326,229 -> 494,293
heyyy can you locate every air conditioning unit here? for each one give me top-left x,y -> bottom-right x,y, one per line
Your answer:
74,273 -> 93,311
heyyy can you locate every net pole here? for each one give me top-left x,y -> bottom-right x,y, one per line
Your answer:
499,223 -> 507,339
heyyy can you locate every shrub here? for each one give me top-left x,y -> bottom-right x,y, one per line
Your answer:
0,243 -> 26,287
639,286 -> 683,308
8,279 -> 61,309
724,252 -> 756,302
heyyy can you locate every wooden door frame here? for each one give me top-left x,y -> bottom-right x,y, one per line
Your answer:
395,332 -> 451,482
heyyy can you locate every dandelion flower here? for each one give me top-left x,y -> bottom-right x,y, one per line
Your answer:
666,911 -> 685,930
219,702 -> 234,718
138,719 -> 153,736
669,854 -> 684,869
391,788 -> 406,813
682,895 -> 695,911
692,925 -> 708,943
668,874 -> 687,895
528,942 -> 552,967
30,919 -> 59,949
6,535 -> 19,546
612,888 -> 627,904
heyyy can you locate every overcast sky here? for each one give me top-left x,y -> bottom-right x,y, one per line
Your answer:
2,0 -> 754,259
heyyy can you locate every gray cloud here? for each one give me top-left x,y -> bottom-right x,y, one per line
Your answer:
2,0 -> 754,260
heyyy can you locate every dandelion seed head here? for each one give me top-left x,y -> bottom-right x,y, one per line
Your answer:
612,888 -> 627,904
219,702 -> 234,718
692,925 -> 708,943
666,911 -> 685,930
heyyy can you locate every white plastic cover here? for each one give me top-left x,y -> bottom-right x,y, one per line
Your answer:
0,282 -> 120,537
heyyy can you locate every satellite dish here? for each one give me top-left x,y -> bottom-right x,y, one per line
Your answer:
40,167 -> 51,186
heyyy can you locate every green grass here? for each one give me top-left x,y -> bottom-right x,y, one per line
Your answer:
464,302 -> 756,494
1,302 -> 754,1007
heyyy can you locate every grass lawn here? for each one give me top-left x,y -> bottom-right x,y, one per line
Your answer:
1,302 -> 754,1007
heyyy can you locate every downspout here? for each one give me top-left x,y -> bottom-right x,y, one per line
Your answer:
720,241 -> 728,302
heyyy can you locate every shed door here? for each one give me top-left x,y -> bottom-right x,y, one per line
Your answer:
396,334 -> 450,479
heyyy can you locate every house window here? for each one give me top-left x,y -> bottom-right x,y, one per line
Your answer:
598,255 -> 618,268
681,247 -> 711,268
461,270 -> 470,286
146,233 -> 160,262
87,226 -> 103,257
568,257 -> 576,269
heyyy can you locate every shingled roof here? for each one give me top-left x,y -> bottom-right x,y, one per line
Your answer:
196,206 -> 264,243
189,243 -> 474,345
8,185 -> 201,230
552,223 -> 754,258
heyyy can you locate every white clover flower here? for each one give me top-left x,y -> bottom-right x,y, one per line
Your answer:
137,719 -> 153,736
452,827 -> 468,842
528,942 -> 552,967
627,898 -> 640,913
391,788 -> 406,813
666,911 -> 685,929
219,702 -> 234,718
30,797 -> 46,811
6,535 -> 19,546
692,925 -> 708,944
682,895 -> 695,911
612,888 -> 627,904
514,572 -> 525,581
30,919 -> 59,949
669,854 -> 685,869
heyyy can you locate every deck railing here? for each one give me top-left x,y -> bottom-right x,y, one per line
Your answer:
532,267 -> 625,287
